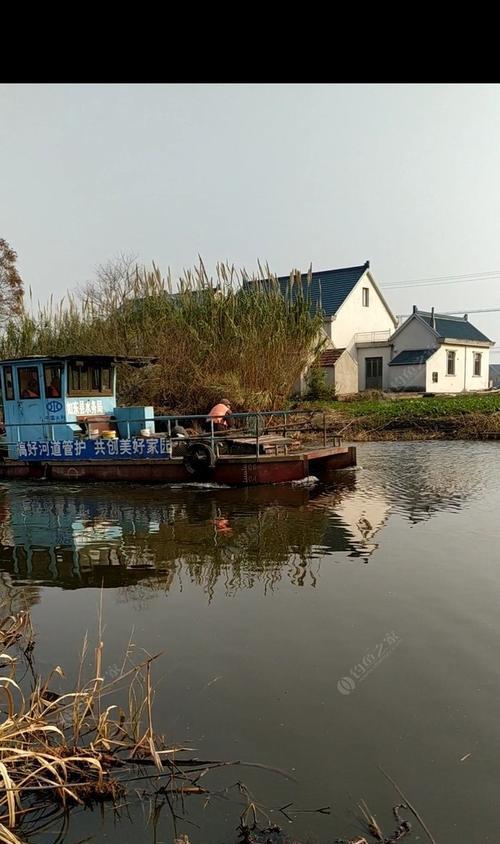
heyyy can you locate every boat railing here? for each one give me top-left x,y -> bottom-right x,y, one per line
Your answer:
1,410 -> 342,459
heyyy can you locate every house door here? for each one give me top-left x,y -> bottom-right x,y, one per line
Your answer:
365,357 -> 383,389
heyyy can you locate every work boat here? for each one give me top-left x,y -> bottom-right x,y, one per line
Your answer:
0,355 -> 356,485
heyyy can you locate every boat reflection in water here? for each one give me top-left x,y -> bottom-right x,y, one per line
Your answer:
1,442 -> 481,600
0,472 -> 384,595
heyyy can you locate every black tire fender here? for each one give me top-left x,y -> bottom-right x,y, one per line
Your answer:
183,442 -> 216,476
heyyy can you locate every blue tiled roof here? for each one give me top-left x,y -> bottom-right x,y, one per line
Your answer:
417,311 -> 492,343
246,263 -> 369,316
388,348 -> 437,366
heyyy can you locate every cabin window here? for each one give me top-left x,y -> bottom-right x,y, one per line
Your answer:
18,367 -> 41,399
3,366 -> 14,401
432,371 -> 438,383
68,361 -> 113,396
90,366 -> 101,392
44,364 -> 63,398
362,287 -> 370,307
473,352 -> 482,376
101,366 -> 111,391
447,350 -> 456,376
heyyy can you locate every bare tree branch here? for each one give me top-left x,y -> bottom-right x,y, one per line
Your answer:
0,238 -> 24,324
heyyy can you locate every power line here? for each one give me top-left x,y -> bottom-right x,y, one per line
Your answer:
443,307 -> 500,315
383,275 -> 500,290
394,270 -> 500,283
397,307 -> 500,318
382,269 -> 500,288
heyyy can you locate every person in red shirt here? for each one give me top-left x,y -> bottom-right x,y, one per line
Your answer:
21,379 -> 39,399
46,376 -> 61,397
204,399 -> 232,432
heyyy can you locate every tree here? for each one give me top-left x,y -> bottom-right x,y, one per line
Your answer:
78,253 -> 140,316
0,239 -> 24,324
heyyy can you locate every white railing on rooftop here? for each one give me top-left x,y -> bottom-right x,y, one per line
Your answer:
354,330 -> 392,344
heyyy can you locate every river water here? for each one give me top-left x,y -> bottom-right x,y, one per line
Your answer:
0,441 -> 499,843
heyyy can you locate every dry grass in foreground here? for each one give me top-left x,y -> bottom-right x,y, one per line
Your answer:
0,603 -> 246,844
0,603 -> 433,844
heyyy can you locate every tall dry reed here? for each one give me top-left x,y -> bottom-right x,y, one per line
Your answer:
0,260 -> 325,412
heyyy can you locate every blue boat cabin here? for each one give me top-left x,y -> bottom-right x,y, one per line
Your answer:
0,355 -> 157,460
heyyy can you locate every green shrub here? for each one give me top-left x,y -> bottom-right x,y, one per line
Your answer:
306,366 -> 336,401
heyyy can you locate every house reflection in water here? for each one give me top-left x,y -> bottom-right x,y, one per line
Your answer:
308,477 -> 390,563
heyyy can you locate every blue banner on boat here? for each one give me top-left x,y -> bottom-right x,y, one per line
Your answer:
17,438 -> 172,461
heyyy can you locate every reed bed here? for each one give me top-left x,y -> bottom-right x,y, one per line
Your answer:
0,604 -> 237,844
0,260 -> 325,413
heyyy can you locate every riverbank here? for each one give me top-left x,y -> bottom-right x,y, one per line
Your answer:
296,392 -> 500,441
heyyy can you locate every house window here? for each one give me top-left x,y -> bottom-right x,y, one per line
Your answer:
473,352 -> 482,377
447,350 -> 456,376
18,366 -> 41,399
44,364 -> 63,398
432,372 -> 438,383
362,287 -> 370,307
3,366 -> 14,400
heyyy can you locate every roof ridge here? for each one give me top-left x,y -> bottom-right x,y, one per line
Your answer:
418,310 -> 467,322
281,263 -> 368,279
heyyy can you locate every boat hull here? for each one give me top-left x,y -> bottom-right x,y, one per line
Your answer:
0,446 -> 356,485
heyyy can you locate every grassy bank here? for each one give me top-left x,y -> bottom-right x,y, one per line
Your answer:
296,392 -> 500,440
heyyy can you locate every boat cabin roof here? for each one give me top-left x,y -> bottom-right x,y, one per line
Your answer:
0,355 -> 158,367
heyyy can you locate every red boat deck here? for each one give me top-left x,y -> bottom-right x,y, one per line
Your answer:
0,445 -> 356,485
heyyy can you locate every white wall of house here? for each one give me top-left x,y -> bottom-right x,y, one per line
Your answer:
332,272 -> 397,347
334,352 -> 358,394
314,354 -> 358,396
294,269 -> 399,396
298,352 -> 358,397
357,344 -> 393,391
391,316 -> 436,354
322,316 -> 335,342
388,362 -> 427,392
424,344 -> 490,393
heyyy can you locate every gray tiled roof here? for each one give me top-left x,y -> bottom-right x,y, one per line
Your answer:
417,311 -> 492,343
388,348 -> 437,366
249,263 -> 370,316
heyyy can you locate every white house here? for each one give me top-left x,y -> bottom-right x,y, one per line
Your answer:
358,306 -> 494,393
275,262 -> 398,395
389,308 -> 493,392
270,263 -> 495,396
490,363 -> 500,388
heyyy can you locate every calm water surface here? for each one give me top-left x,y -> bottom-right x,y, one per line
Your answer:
1,441 -> 499,843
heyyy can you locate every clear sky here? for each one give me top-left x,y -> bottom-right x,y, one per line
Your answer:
2,83 -> 500,352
